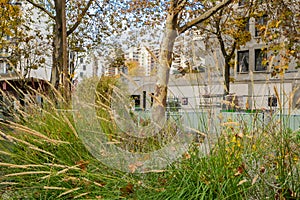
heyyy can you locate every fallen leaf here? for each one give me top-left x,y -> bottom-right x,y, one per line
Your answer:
128,162 -> 143,173
237,179 -> 247,186
128,164 -> 137,173
75,160 -> 89,171
183,152 -> 191,159
235,163 -> 245,176
120,182 -> 134,196
252,174 -> 259,185
236,133 -> 244,138
260,166 -> 265,173
234,171 -> 241,176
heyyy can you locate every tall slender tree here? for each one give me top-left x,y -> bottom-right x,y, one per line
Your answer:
25,0 -> 94,102
197,2 -> 253,96
145,0 -> 232,120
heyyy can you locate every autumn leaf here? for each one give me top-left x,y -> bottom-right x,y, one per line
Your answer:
237,179 -> 247,186
183,152 -> 191,159
75,160 -> 89,171
234,164 -> 245,176
252,174 -> 259,185
128,161 -> 143,173
120,182 -> 134,196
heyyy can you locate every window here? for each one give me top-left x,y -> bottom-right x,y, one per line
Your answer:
245,18 -> 250,32
131,95 -> 141,109
10,0 -> 22,5
79,72 -> 84,78
255,49 -> 267,71
143,91 -> 146,110
83,65 -> 86,71
0,60 -> 7,74
237,50 -> 249,73
268,96 -> 277,107
237,17 -> 250,33
166,97 -> 181,112
181,97 -> 188,105
255,15 -> 268,37
80,58 -> 84,64
69,52 -> 74,60
150,93 -> 154,107
238,0 -> 247,6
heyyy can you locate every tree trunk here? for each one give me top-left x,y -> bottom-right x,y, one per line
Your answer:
51,25 -> 60,89
152,0 -> 232,122
224,58 -> 230,96
51,0 -> 69,103
152,13 -> 177,124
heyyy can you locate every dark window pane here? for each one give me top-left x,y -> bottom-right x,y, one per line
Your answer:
237,50 -> 249,73
255,49 -> 267,71
181,97 -> 188,105
255,15 -> 268,36
238,0 -> 247,6
131,95 -> 141,108
0,61 -> 8,74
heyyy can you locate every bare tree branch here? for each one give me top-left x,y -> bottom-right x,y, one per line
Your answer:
178,0 -> 232,34
25,0 -> 55,20
67,0 -> 94,36
46,0 -> 55,10
174,0 -> 187,15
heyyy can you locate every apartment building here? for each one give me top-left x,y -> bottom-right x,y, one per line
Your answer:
125,46 -> 159,76
123,6 -> 299,113
0,0 -> 52,117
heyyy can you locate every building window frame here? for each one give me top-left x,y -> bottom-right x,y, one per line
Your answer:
255,14 -> 268,37
255,49 -> 268,71
79,72 -> 84,78
237,50 -> 249,73
238,0 -> 247,6
131,95 -> 141,109
181,97 -> 188,105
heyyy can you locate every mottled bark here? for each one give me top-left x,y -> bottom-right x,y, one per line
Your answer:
224,59 -> 230,95
50,0 -> 69,102
152,11 -> 178,124
152,0 -> 232,121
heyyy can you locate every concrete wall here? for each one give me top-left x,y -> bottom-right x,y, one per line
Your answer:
124,72 -> 300,113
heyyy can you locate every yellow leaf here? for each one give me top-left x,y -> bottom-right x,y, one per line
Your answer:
252,174 -> 259,185
128,162 -> 143,173
276,20 -> 282,28
237,133 -> 244,138
237,179 -> 247,186
183,152 -> 191,159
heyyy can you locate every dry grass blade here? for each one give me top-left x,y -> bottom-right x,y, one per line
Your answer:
5,171 -> 51,177
0,162 -> 44,169
185,127 -> 207,137
0,182 -> 19,185
42,164 -> 81,179
0,131 -> 54,156
43,186 -> 67,190
0,121 -> 69,144
29,146 -> 55,157
73,192 -> 90,199
221,121 -> 240,126
62,113 -> 78,138
0,150 -> 11,156
43,163 -> 74,168
57,187 -> 81,198
0,130 -> 15,142
56,165 -> 81,175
